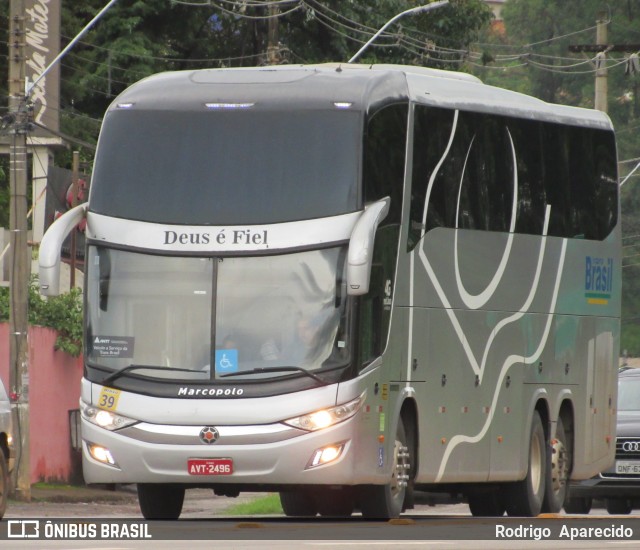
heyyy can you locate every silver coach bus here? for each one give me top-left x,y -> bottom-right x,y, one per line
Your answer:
39,64 -> 620,519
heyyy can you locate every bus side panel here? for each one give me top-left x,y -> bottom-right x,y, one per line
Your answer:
574,318 -> 617,478
487,311 -> 526,481
591,318 -> 617,468
412,307 -> 493,483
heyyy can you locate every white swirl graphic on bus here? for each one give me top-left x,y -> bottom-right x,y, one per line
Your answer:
409,109 -> 567,481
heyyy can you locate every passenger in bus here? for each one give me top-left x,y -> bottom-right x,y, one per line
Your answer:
260,315 -> 321,364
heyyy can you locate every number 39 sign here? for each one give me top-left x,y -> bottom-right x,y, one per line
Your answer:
98,386 -> 121,411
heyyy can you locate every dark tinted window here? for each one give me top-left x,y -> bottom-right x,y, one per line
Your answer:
90,109 -> 361,225
409,105 -> 618,248
359,103 -> 407,367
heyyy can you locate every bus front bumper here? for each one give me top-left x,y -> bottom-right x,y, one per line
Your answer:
81,416 -> 369,486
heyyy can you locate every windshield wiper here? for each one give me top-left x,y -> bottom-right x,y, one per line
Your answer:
219,366 -> 326,385
102,364 -> 198,386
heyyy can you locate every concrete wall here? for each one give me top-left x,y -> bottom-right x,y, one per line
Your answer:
0,322 -> 83,483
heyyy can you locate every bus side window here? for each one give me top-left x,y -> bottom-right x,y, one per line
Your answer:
360,102 -> 407,369
359,264 -> 384,366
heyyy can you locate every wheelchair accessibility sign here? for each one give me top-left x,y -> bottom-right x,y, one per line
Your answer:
215,349 -> 238,374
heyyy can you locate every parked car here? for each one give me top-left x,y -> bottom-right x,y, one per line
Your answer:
565,367 -> 640,515
0,379 -> 14,519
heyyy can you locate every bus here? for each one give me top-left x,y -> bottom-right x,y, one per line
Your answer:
39,63 -> 620,519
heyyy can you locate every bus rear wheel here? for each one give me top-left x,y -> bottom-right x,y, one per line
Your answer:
505,411 -> 546,517
468,490 -> 506,517
542,416 -> 570,513
358,419 -> 410,519
137,484 -> 185,520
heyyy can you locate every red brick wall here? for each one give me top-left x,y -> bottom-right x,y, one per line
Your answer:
0,323 -> 83,483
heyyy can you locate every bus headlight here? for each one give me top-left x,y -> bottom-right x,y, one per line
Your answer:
81,401 -> 137,431
283,392 -> 365,431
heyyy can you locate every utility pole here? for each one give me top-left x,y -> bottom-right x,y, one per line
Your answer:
594,11 -> 608,112
4,0 -> 119,502
267,5 -> 280,65
70,151 -> 80,288
569,11 -> 640,113
8,0 -> 31,502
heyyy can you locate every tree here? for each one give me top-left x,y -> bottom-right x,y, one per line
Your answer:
1,1 -> 493,228
476,0 -> 640,354
58,0 -> 492,136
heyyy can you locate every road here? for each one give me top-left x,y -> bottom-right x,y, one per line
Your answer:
3,490 -> 640,549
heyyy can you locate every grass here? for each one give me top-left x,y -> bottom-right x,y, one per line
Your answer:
224,493 -> 283,516
32,481 -> 76,490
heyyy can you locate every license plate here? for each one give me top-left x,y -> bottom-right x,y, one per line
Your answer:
188,458 -> 233,476
615,460 -> 640,475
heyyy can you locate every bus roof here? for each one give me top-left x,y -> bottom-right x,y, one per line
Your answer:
109,63 -> 613,131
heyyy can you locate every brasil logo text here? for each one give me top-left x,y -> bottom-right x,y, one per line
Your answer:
585,256 -> 614,305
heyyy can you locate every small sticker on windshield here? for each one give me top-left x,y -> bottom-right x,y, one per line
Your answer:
92,336 -> 135,358
215,349 -> 238,374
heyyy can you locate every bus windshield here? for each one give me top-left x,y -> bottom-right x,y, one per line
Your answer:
86,246 -> 350,383
89,109 -> 361,225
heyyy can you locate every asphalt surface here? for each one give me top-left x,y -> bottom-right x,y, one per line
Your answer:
6,484 -> 261,518
8,484 -> 471,517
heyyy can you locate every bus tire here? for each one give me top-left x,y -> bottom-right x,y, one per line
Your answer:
0,449 -> 8,520
564,496 -> 592,514
316,487 -> 355,517
542,416 -> 570,513
505,411 -> 546,517
279,490 -> 318,517
137,484 -> 185,520
468,490 -> 506,517
358,419 -> 410,519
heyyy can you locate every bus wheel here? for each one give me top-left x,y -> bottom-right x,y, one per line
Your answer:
468,490 -> 506,517
359,420 -> 410,519
316,488 -> 355,517
0,449 -> 8,520
279,490 -> 318,517
137,484 -> 185,520
564,496 -> 592,514
505,411 -> 546,517
542,416 -> 570,513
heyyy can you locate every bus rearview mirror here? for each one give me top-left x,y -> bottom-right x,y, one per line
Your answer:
347,197 -> 390,296
39,203 -> 88,297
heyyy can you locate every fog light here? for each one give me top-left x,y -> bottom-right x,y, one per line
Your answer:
307,442 -> 346,469
88,443 -> 117,466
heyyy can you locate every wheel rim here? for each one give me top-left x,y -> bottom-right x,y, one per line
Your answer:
530,432 -> 543,494
390,438 -> 410,500
550,437 -> 569,495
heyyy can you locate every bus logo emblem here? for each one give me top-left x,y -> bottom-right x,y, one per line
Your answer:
199,427 -> 220,445
585,256 -> 613,305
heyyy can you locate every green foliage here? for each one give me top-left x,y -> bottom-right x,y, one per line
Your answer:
56,0 -> 492,148
0,280 -> 83,357
470,1 -> 640,355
